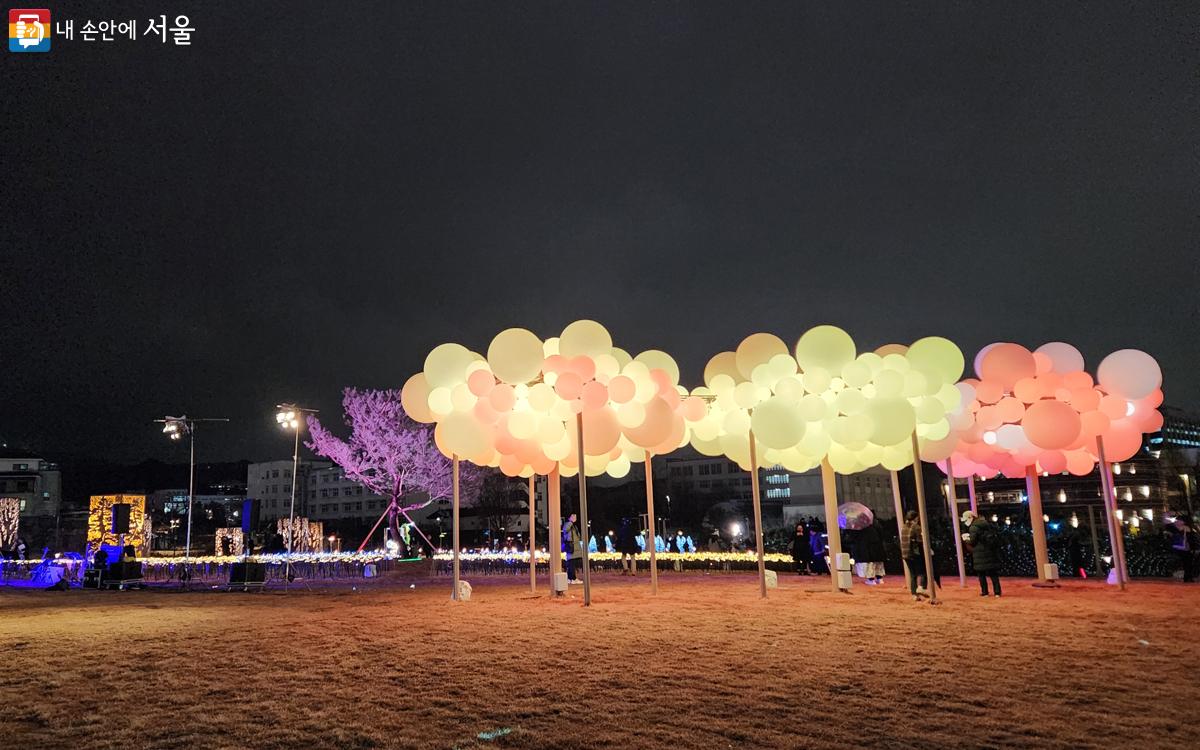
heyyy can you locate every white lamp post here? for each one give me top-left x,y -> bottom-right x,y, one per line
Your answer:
276,403 -> 317,590
156,415 -> 228,580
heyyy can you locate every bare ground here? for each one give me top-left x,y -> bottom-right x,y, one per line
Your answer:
2,571 -> 1198,750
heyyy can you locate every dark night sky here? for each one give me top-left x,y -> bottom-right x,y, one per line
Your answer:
2,1 -> 1197,465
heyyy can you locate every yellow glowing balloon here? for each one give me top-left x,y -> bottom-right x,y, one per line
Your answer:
750,396 -> 806,449
401,373 -> 435,423
735,333 -> 789,380
438,412 -> 489,458
427,387 -> 453,416
704,351 -> 742,385
559,320 -> 612,358
865,397 -> 916,446
794,325 -> 856,374
841,359 -> 871,388
905,336 -> 965,384
424,343 -> 479,389
486,328 -> 545,385
635,350 -> 680,384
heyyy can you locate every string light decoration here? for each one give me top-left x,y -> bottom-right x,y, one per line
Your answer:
275,517 -> 324,552
214,527 -> 244,556
86,495 -> 148,554
0,497 -> 19,549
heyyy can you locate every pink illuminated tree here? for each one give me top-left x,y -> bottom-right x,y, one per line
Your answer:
307,387 -> 483,553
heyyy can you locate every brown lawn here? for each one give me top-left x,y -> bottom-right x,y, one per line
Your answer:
2,571 -> 1198,750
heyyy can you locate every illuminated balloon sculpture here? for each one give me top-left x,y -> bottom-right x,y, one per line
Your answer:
691,325 -> 964,599
922,342 -> 1163,588
402,321 -> 698,605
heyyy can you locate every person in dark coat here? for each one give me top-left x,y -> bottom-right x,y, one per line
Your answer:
790,522 -> 813,575
615,517 -> 639,575
563,513 -> 584,584
863,522 -> 887,584
962,511 -> 1002,597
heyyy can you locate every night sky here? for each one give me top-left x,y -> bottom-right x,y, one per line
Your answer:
2,1 -> 1197,464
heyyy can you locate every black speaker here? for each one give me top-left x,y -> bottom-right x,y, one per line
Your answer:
111,503 -> 131,534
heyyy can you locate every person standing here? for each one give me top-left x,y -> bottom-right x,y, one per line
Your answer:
616,517 -> 639,575
563,513 -> 584,584
900,511 -> 928,600
1168,518 -> 1195,583
962,511 -> 1002,597
790,522 -> 813,575
862,520 -> 887,585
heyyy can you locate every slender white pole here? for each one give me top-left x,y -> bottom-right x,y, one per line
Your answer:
548,466 -> 562,597
185,424 -> 195,562
576,413 -> 592,606
890,470 -> 911,592
1025,466 -> 1049,581
285,425 -> 299,590
967,475 -> 978,514
451,455 -> 461,600
1096,437 -> 1128,588
946,458 -> 966,588
644,451 -> 659,595
528,475 -> 536,593
911,432 -> 937,604
820,458 -> 843,592
747,431 -> 767,599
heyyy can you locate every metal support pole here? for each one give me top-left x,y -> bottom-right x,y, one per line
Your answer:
644,451 -> 659,594
1087,504 -> 1103,578
747,431 -> 767,599
451,455 -> 461,600
947,458 -> 966,588
967,475 -> 979,514
911,432 -> 938,604
576,413 -> 592,606
820,457 -> 843,593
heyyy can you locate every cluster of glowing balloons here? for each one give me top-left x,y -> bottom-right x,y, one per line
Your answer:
401,321 -> 708,479
686,325 -> 966,475
924,342 -> 1164,479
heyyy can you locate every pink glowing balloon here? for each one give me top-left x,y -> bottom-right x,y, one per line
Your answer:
1035,342 -> 1085,374
567,355 -> 596,381
1062,371 -> 1093,390
581,408 -> 621,455
1023,400 -> 1082,450
1065,450 -> 1096,476
626,397 -> 674,448
978,343 -> 1037,391
581,380 -> 609,411
542,354 -> 568,374
473,399 -> 500,425
975,381 -> 1004,405
1013,377 -> 1042,404
608,375 -> 636,403
489,383 -> 516,412
1079,410 -> 1110,437
976,405 -> 1002,430
468,369 -> 495,397
1097,349 -> 1162,400
1100,421 -> 1144,462
1032,351 -> 1053,375
1098,394 -> 1127,420
681,396 -> 707,422
996,397 -> 1025,424
650,368 -> 674,394
554,372 -> 584,400
1038,450 -> 1067,474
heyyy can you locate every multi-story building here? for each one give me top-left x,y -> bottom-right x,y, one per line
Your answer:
245,459 -> 329,521
246,460 -> 443,527
664,452 -> 895,530
0,452 -> 62,548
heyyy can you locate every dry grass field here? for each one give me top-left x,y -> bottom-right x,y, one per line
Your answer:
2,571 -> 1198,750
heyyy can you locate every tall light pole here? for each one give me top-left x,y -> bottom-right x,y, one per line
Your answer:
156,416 -> 228,575
276,403 -> 317,589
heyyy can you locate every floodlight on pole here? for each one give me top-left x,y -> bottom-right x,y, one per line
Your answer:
154,415 -> 228,579
275,402 -> 317,591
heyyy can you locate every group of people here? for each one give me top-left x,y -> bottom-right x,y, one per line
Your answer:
2,537 -> 29,561
789,510 -> 1005,600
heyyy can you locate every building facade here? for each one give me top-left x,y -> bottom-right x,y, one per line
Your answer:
0,452 -> 63,549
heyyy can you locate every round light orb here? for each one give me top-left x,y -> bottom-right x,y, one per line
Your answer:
1023,400 -> 1082,450
906,336 -> 965,384
1096,349 -> 1162,401
558,320 -> 613,359
794,325 -> 856,374
750,396 -> 806,450
486,328 -> 544,384
424,343 -> 478,389
1035,342 -> 1085,375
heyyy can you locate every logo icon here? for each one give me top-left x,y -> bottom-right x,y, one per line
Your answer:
9,8 -> 50,52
